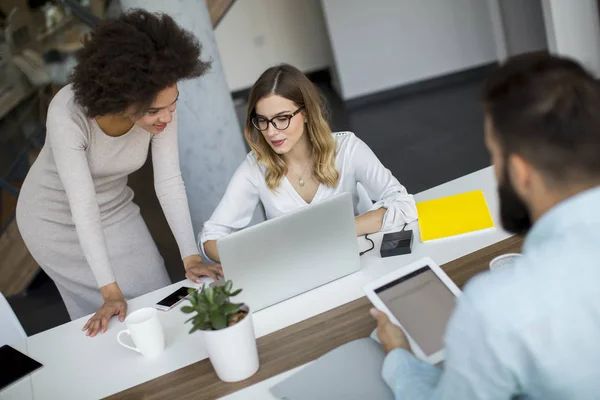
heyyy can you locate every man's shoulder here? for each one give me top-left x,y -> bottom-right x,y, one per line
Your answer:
461,254 -> 546,323
461,242 -> 580,328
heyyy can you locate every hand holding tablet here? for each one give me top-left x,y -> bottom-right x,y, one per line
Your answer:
363,257 -> 461,364
370,308 -> 412,354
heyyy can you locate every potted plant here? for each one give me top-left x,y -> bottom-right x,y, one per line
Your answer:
181,281 -> 259,382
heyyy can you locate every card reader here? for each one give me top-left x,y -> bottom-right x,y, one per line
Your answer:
380,229 -> 413,258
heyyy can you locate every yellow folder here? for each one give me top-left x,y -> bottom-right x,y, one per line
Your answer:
416,190 -> 495,242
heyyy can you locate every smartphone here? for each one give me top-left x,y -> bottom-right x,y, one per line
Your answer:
155,286 -> 194,311
0,345 -> 43,390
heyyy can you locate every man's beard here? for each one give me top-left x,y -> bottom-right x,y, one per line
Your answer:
498,166 -> 532,235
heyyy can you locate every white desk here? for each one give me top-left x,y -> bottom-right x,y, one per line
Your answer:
4,167 -> 509,400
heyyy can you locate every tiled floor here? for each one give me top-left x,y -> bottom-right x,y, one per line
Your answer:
8,75 -> 491,335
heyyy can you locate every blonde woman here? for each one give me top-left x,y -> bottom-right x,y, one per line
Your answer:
201,64 -> 417,262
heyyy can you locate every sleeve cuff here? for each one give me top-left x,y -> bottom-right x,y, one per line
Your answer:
94,270 -> 116,288
369,201 -> 403,233
382,348 -> 414,386
372,196 -> 418,232
382,348 -> 441,397
179,241 -> 200,261
198,231 -> 218,263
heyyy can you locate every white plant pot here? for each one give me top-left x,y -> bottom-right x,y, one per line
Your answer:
202,306 -> 259,382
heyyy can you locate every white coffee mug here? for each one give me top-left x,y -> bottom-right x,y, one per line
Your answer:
117,307 -> 165,358
489,253 -> 522,270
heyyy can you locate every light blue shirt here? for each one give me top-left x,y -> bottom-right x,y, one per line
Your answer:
383,186 -> 600,400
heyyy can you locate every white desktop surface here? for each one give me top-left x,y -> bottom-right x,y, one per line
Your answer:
4,167 -> 509,400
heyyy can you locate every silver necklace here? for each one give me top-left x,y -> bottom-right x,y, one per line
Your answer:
294,158 -> 312,187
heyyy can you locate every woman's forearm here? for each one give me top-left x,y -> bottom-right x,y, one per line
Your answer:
355,208 -> 387,236
203,240 -> 221,263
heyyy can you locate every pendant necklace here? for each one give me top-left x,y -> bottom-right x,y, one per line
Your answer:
295,157 -> 313,187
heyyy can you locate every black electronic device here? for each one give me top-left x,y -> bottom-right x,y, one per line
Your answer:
0,345 -> 43,391
380,229 -> 413,258
155,286 -> 193,311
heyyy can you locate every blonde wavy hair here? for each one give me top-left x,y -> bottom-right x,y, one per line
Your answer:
244,64 -> 339,191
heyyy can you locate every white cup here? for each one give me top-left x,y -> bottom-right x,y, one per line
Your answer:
489,253 -> 522,270
117,307 -> 165,358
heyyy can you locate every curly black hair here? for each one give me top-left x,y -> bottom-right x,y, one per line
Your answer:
70,9 -> 211,117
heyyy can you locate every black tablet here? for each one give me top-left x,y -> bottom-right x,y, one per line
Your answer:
0,345 -> 43,391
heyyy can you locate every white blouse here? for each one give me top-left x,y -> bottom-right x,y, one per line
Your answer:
200,132 -> 418,255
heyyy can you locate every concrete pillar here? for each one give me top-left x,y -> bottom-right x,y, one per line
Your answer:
119,0 -> 256,236
488,0 -> 548,62
542,0 -> 600,76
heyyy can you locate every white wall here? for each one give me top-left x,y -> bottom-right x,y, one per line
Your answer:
214,0 -> 333,92
542,0 -> 600,76
321,0 -> 497,100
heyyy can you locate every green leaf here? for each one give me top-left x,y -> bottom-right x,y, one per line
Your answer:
201,313 -> 210,326
204,286 -> 215,304
195,312 -> 207,322
187,292 -> 197,306
189,325 -> 201,334
214,293 -> 227,307
224,280 -> 233,293
222,303 -> 242,315
185,316 -> 195,324
195,302 -> 208,312
200,323 -> 211,331
228,288 -> 242,297
210,311 -> 227,330
181,306 -> 195,314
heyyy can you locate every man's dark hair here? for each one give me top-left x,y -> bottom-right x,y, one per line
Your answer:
481,52 -> 600,185
70,9 -> 211,117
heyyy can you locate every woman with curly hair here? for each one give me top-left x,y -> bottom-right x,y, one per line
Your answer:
16,9 -> 222,336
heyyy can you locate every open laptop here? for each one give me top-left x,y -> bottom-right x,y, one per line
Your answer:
217,193 -> 361,311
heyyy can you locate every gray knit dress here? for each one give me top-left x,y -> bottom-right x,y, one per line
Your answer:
16,85 -> 199,320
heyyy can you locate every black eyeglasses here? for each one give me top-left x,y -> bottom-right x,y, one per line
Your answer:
251,106 -> 305,131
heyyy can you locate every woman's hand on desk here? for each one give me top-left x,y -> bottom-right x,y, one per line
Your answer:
183,254 -> 223,284
83,282 -> 127,337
